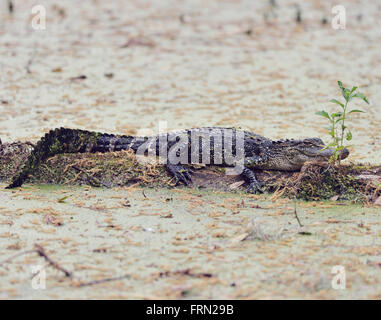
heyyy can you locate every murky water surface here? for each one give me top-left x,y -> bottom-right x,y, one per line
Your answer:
0,0 -> 380,299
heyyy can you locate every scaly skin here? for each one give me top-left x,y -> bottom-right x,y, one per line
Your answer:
6,128 -> 103,189
6,127 -> 349,192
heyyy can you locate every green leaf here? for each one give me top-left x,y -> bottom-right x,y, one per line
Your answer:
342,89 -> 351,102
348,109 -> 365,114
346,131 -> 352,141
331,112 -> 343,118
352,92 -> 369,104
337,81 -> 351,101
350,86 -> 358,93
315,110 -> 330,119
329,99 -> 344,108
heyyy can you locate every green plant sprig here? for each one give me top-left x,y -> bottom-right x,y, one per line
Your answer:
316,81 -> 369,164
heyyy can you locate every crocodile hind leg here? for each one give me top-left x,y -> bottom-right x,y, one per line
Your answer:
166,162 -> 194,186
6,128 -> 100,188
164,137 -> 194,186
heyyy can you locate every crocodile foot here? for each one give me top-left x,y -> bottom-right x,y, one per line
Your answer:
247,182 -> 263,194
240,167 -> 263,194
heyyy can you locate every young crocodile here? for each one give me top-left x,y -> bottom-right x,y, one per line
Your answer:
5,127 -> 349,192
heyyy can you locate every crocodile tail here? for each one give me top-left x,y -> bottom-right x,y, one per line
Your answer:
6,128 -> 102,188
94,133 -> 135,153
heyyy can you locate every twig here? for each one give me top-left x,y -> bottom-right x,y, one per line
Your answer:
295,4 -> 302,23
158,269 -> 212,279
1,244 -> 131,286
79,274 -> 130,287
25,49 -> 37,74
0,245 -> 72,278
30,263 -> 49,279
34,244 -> 72,277
8,0 -> 14,14
293,199 -> 303,227
0,249 -> 36,267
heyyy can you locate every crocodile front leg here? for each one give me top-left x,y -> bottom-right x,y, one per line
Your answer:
165,137 -> 194,186
240,167 -> 263,194
166,162 -> 193,186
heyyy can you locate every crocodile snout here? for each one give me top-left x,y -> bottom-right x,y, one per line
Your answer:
316,146 -> 349,160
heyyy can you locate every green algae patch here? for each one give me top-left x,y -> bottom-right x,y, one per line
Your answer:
261,162 -> 381,202
1,142 -> 380,203
30,150 -> 173,189
285,164 -> 379,202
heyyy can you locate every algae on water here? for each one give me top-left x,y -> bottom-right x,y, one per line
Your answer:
1,141 -> 380,203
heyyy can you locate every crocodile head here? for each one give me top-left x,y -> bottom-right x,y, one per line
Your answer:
260,138 -> 349,171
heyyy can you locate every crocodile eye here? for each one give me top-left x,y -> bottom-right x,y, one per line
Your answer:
288,149 -> 299,156
308,138 -> 324,146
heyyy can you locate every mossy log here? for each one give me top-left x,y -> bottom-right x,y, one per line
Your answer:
1,141 -> 380,203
